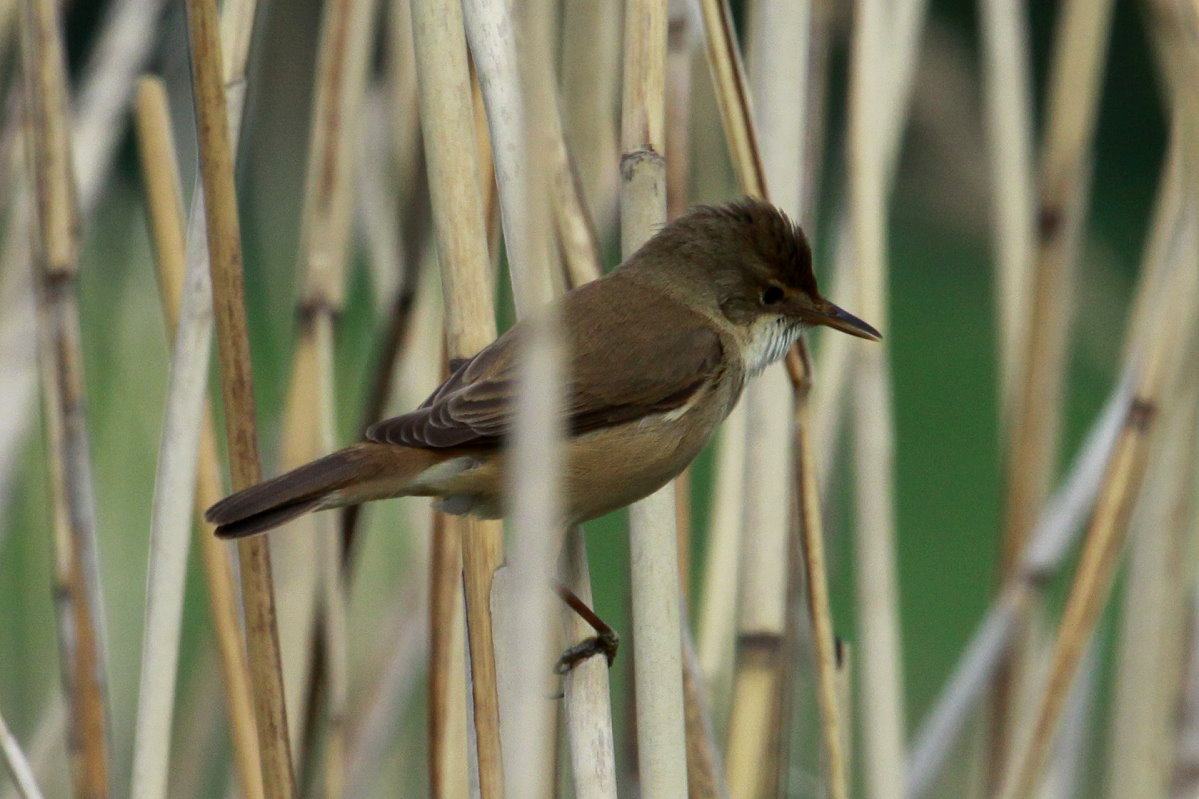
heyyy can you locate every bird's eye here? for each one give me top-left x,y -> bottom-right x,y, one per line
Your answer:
761,285 -> 784,306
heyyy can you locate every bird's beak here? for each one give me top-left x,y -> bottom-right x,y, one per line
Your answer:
806,302 -> 883,341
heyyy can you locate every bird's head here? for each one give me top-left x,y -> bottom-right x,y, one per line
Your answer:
623,198 -> 881,372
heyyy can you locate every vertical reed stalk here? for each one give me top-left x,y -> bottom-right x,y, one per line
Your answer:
467,0 -> 564,794
280,0 -> 375,788
696,1 -> 852,795
131,0 -> 264,787
696,401 -> 746,720
978,0 -> 1036,428
408,0 -> 500,794
0,710 -> 45,799
682,619 -> 729,799
70,0 -> 174,214
185,0 -> 296,794
19,0 -> 111,793
559,0 -> 622,232
722,4 -> 815,796
1170,593 -> 1199,796
789,349 -> 850,799
429,513 -> 470,799
131,76 -> 263,799
991,0 -> 1115,775
846,0 -> 922,792
622,1 -> 689,796
562,529 -> 619,799
665,7 -> 696,598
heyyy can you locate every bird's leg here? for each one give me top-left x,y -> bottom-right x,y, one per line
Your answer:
553,580 -> 619,674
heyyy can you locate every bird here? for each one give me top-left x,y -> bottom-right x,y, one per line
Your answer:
205,197 -> 881,539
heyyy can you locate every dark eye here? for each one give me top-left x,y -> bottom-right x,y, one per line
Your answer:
761,285 -> 784,305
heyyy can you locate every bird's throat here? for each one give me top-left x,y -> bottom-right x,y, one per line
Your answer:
743,316 -> 804,375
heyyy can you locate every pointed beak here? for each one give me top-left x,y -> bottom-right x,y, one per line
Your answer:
808,302 -> 883,341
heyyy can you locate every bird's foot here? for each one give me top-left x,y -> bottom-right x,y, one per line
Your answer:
554,629 -> 619,675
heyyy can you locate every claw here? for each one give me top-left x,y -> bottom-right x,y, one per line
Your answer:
554,629 -> 619,674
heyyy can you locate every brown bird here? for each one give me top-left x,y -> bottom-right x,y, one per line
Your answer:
205,198 -> 880,539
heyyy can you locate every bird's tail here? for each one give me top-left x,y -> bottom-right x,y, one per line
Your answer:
204,442 -> 437,539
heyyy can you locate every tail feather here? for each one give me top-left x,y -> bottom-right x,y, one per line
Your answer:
205,443 -> 430,539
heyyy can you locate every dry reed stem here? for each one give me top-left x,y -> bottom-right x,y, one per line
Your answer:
722,3 -> 815,795
991,0 -> 1115,775
0,697 -> 64,799
0,0 -> 15,72
812,0 -> 925,487
0,191 -> 37,530
666,2 -> 696,222
682,620 -> 730,799
341,86 -> 429,563
696,0 -> 851,794
281,0 -> 375,788
696,0 -> 765,198
847,0 -> 915,793
408,0 -> 500,794
464,0 -> 533,311
1170,591 -> 1199,796
1104,377 -> 1198,797
994,58 -> 1199,798
385,0 -> 423,256
71,0 -> 173,213
561,530 -> 619,799
19,0 -> 111,793
130,76 -> 259,799
664,8 -> 709,783
809,219 -> 856,486
185,0 -> 296,794
514,30 -> 618,799
559,0 -> 621,233
978,0 -> 1036,428
1099,137 -> 1190,799
622,1 -> 689,796
0,709 -> 45,799
429,512 -> 470,799
501,321 -> 562,799
493,1 -> 564,794
550,119 -> 604,290
0,0 -> 171,512
697,399 -> 746,724
789,349 -> 850,799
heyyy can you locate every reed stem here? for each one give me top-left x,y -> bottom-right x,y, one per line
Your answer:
408,0 -> 502,794
19,0 -> 111,792
621,1 -> 688,795
185,0 -> 296,793
0,710 -> 45,799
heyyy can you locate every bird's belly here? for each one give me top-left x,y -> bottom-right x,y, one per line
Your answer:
420,412 -> 719,525
560,421 -> 704,523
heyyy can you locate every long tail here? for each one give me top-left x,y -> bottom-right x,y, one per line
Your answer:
204,442 -> 437,539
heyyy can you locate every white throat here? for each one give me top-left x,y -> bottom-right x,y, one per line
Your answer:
742,316 -> 805,376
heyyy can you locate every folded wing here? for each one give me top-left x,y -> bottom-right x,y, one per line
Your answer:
366,277 -> 726,449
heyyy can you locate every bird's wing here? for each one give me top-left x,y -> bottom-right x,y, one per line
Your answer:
366,278 -> 727,449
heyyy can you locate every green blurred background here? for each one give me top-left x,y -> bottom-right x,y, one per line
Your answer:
0,0 -> 1167,794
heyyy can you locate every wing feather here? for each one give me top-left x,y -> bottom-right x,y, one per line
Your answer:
366,277 -> 725,449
